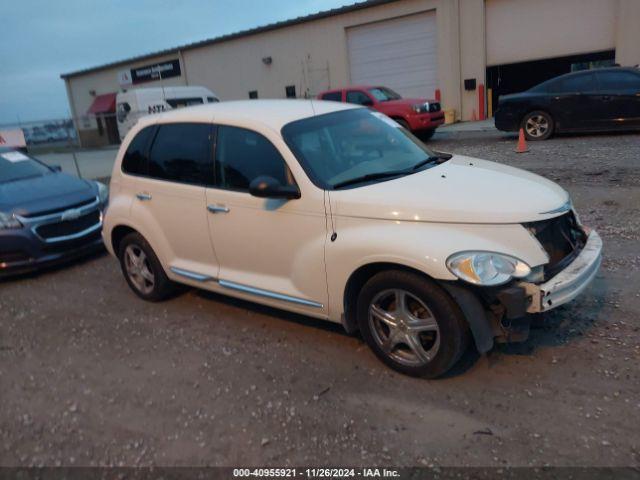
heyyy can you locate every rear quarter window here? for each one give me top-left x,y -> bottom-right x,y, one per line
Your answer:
121,126 -> 154,175
147,123 -> 213,186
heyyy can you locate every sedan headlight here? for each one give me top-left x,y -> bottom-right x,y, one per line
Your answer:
446,251 -> 531,286
0,212 -> 22,230
95,181 -> 109,203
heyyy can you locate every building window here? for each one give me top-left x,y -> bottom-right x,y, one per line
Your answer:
285,85 -> 296,98
248,90 -> 258,99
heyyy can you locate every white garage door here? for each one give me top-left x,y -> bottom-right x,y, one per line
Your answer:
347,11 -> 438,99
486,0 -> 616,66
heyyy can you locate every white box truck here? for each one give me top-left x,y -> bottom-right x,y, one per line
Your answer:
116,86 -> 219,141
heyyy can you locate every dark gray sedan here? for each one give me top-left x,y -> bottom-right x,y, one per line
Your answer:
0,147 -> 108,276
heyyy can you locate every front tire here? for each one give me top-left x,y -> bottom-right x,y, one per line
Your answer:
522,110 -> 554,141
356,270 -> 469,378
417,128 -> 436,141
118,232 -> 174,301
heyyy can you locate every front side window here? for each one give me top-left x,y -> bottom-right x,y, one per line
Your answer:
346,90 -> 373,105
321,91 -> 342,102
147,123 -> 213,185
122,125 -> 154,175
368,87 -> 402,102
215,125 -> 291,191
282,109 -> 437,189
597,71 -> 640,91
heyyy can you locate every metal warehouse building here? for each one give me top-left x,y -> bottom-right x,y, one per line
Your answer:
62,0 -> 640,147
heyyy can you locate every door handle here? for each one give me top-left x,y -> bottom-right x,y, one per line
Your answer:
207,204 -> 230,214
136,192 -> 152,201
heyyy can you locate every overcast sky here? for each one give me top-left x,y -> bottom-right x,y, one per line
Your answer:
0,0 -> 351,125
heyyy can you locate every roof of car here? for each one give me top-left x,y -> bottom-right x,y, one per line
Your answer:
136,99 -> 361,131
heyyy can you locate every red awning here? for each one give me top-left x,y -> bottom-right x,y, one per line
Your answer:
87,93 -> 116,114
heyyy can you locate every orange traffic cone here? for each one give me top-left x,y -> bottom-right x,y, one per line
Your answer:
516,128 -> 529,153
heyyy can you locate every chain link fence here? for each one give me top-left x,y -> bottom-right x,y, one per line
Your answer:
1,116 -> 118,181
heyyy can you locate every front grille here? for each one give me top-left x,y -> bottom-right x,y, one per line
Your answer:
36,210 -> 101,240
523,211 -> 587,280
429,102 -> 441,112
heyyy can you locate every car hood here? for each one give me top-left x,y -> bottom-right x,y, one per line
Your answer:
0,172 -> 96,216
330,155 -> 570,224
378,98 -> 434,108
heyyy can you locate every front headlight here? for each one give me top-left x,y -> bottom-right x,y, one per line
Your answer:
446,251 -> 531,286
0,212 -> 22,230
412,102 -> 429,114
95,181 -> 109,203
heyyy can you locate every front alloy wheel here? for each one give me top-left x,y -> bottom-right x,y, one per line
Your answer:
369,289 -> 440,367
357,270 -> 469,378
522,111 -> 554,141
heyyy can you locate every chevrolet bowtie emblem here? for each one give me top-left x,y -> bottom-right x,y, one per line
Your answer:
61,208 -> 82,221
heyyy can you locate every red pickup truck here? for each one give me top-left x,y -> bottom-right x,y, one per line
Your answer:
317,86 -> 444,139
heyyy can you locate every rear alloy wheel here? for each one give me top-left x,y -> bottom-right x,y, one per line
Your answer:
357,270 -> 469,378
522,110 -> 554,141
118,232 -> 174,301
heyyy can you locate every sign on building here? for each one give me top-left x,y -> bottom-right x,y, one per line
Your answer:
118,59 -> 181,87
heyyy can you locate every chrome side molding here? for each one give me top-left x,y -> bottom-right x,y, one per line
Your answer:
218,279 -> 323,308
168,268 -> 323,308
169,267 -> 216,282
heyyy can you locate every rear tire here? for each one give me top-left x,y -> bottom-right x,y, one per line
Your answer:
522,110 -> 554,141
356,270 -> 469,378
118,232 -> 175,302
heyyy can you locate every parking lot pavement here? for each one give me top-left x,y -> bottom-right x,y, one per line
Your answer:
36,147 -> 118,180
1,130 -> 639,468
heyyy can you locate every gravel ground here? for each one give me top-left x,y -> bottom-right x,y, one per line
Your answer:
1,128 -> 639,468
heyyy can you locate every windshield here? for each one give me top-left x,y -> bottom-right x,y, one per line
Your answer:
0,150 -> 52,184
282,108 -> 437,189
368,87 -> 402,102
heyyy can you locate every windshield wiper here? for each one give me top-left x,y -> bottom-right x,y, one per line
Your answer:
411,156 -> 440,171
411,153 -> 453,171
332,170 -> 409,189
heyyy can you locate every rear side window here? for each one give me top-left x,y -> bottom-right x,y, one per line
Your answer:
597,71 -> 640,91
122,126 -> 154,175
549,73 -> 596,93
147,123 -> 213,185
321,91 -> 342,102
346,90 -> 372,105
215,125 -> 290,191
166,97 -> 204,108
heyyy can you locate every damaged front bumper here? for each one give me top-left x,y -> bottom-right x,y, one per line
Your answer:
520,229 -> 602,313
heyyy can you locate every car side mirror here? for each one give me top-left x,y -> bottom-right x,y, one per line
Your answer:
249,176 -> 300,200
51,165 -> 62,172
361,99 -> 374,106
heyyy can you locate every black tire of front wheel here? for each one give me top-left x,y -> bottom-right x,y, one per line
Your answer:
356,270 -> 470,378
521,110 -> 554,141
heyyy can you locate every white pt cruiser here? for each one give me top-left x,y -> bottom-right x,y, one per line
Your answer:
103,100 -> 602,378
